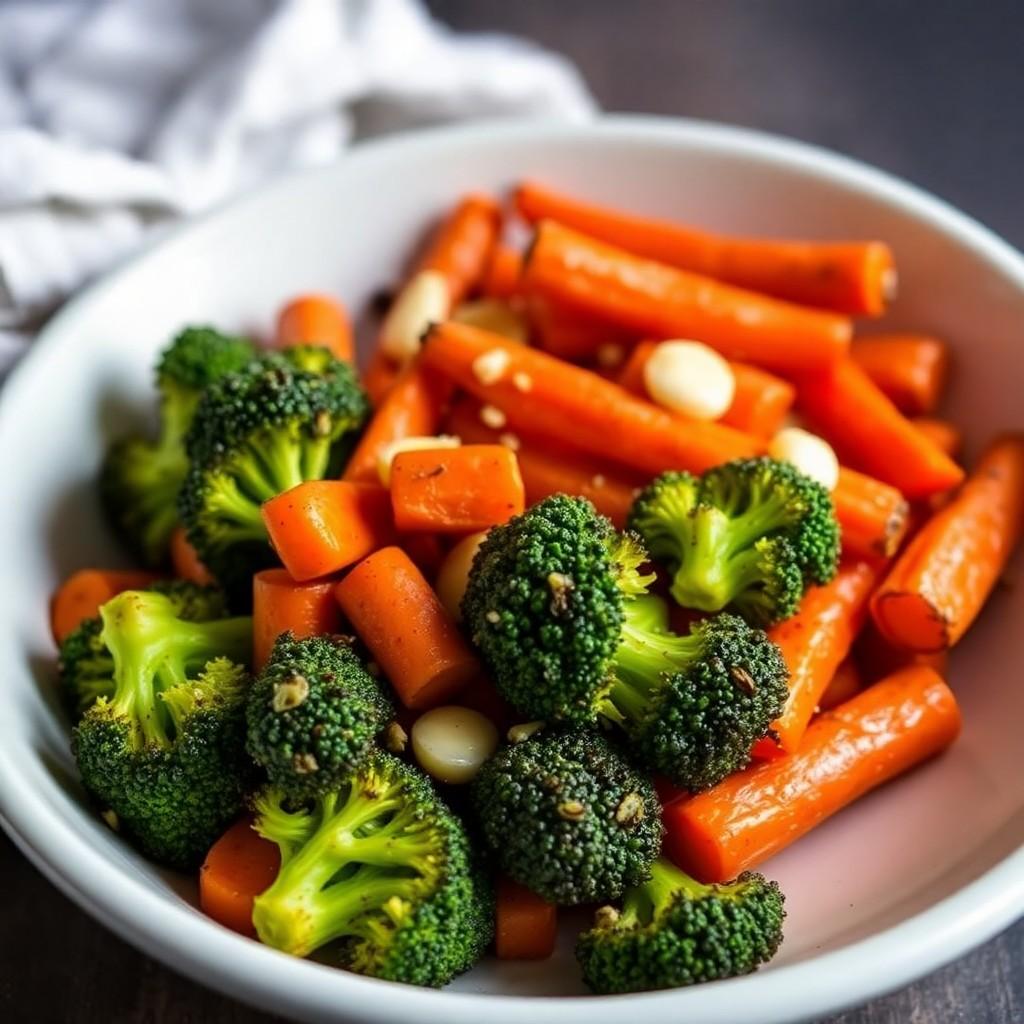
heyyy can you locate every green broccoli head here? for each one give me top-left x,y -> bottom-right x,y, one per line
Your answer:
471,730 -> 662,905
70,588 -> 254,868
576,858 -> 785,993
246,633 -> 394,799
252,753 -> 493,986
57,580 -> 231,719
629,458 -> 840,626
100,327 -> 254,567
178,346 -> 370,603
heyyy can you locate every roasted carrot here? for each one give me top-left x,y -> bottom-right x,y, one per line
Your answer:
816,657 -> 863,713
833,466 -> 910,561
275,294 -> 354,363
252,568 -> 344,671
495,877 -> 558,960
344,361 -> 452,484
261,481 -> 395,582
362,348 -> 403,407
664,665 -> 960,882
796,359 -> 963,499
515,181 -> 895,316
390,445 -> 525,534
51,568 -> 159,645
445,397 -> 638,528
526,292 -> 633,363
334,546 -> 480,710
482,245 -> 524,300
199,818 -> 280,938
421,321 -> 763,476
170,525 -> 215,586
871,434 -> 1024,652
521,221 -> 852,372
855,621 -> 948,685
617,341 -> 796,437
400,533 -> 447,578
417,193 -> 502,306
850,334 -> 949,416
913,418 -> 962,460
760,561 -> 880,755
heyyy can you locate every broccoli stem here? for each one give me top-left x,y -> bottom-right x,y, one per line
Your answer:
621,858 -> 706,925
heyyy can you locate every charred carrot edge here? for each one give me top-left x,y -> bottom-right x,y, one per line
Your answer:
833,466 -> 910,561
851,334 -> 949,416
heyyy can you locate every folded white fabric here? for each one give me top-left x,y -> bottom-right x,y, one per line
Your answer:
0,0 -> 594,372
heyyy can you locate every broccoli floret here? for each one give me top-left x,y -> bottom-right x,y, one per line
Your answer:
629,458 -> 840,626
57,580 -> 231,719
246,633 -> 394,799
576,858 -> 785,993
252,753 -> 493,987
71,588 -> 253,868
463,495 -> 788,789
471,730 -> 662,905
178,347 -> 369,603
100,327 -> 254,566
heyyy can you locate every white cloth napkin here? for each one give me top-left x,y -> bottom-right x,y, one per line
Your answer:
0,0 -> 594,373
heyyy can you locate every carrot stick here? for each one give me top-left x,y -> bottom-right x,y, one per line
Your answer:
761,561 -> 880,755
871,434 -> 1024,652
816,657 -> 863,713
362,348 -> 403,407
417,193 -> 502,306
495,877 -> 558,960
252,568 -> 344,671
51,569 -> 159,645
199,818 -> 280,938
445,397 -> 638,528
913,418 -> 963,460
850,334 -> 949,416
521,221 -> 853,373
482,245 -> 524,300
261,481 -> 395,582
344,361 -> 452,483
515,181 -> 896,316
421,321 -> 763,476
390,445 -> 525,534
664,665 -> 960,882
618,340 -> 796,437
526,292 -> 633,363
833,466 -> 910,561
170,525 -> 215,586
796,359 -> 963,498
334,546 -> 480,710
274,294 -> 354,363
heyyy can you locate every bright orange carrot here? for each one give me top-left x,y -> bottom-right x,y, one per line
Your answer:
913,418 -> 962,460
816,657 -> 863,713
170,525 -> 215,586
362,348 -> 403,407
833,466 -> 910,561
334,546 -> 480,710
871,434 -> 1024,652
495,877 -> 558,960
526,292 -> 633,363
617,341 -> 795,437
344,361 -> 452,483
422,321 -> 763,476
261,481 -> 395,582
445,397 -> 638,528
664,665 -> 960,882
521,221 -> 853,372
515,181 -> 896,316
761,561 -> 881,755
252,568 -> 344,671
796,359 -> 963,498
199,818 -> 280,938
51,568 -> 159,645
482,245 -> 524,300
390,445 -> 525,534
851,334 -> 949,415
418,193 -> 502,306
275,294 -> 354,362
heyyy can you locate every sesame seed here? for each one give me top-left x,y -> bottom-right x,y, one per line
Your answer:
472,347 -> 510,385
499,432 -> 521,451
480,404 -> 507,429
512,371 -> 533,392
485,610 -> 501,624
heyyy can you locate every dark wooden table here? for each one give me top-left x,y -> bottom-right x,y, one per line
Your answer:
4,2 -> 1023,1021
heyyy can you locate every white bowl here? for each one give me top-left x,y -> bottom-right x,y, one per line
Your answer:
1,117 -> 1023,1024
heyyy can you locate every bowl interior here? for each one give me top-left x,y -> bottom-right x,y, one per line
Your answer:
1,119 -> 1022,1022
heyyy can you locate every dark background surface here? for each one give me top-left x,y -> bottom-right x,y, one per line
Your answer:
4,2 -> 1022,1022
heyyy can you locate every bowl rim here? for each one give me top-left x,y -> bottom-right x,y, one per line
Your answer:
2,114 -> 1023,1024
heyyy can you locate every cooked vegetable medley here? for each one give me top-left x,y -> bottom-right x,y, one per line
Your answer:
52,182 -> 1024,994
